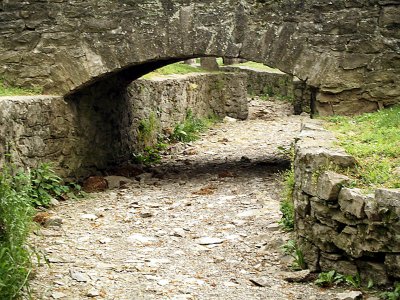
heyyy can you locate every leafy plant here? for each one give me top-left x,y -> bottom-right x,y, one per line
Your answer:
344,273 -> 361,288
28,163 -> 72,207
315,270 -> 345,287
132,143 -> 167,166
137,113 -> 160,149
0,165 -> 35,298
282,240 -> 306,270
381,282 -> 400,300
279,167 -> 295,231
171,110 -> 218,143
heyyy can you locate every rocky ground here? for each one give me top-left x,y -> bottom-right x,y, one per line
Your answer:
29,99 -> 356,300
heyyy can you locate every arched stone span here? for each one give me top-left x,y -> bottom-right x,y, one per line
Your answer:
1,0 -> 399,114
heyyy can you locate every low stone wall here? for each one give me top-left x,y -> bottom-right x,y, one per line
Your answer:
222,66 -> 312,114
293,120 -> 400,285
0,96 -> 82,175
0,72 -> 248,177
122,72 -> 248,150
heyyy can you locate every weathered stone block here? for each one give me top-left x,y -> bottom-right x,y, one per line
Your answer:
310,198 -> 341,228
375,189 -> 400,208
319,253 -> 358,276
364,196 -> 382,222
297,237 -> 320,272
385,254 -> 400,279
317,171 -> 349,201
311,222 -> 339,253
294,191 -> 311,218
338,188 -> 367,219
357,261 -> 390,286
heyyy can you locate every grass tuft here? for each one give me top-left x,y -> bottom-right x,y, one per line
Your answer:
0,165 -> 35,298
0,79 -> 42,96
324,105 -> 400,190
141,62 -> 206,79
171,110 -> 219,143
279,167 -> 295,231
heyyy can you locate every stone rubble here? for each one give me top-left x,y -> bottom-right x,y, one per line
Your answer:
29,99 -> 375,299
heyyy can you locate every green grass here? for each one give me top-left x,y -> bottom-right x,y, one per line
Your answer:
141,62 -> 206,79
231,61 -> 282,73
0,79 -> 42,96
324,105 -> 400,190
279,167 -> 295,231
171,110 -> 220,143
0,163 -> 83,298
0,165 -> 35,299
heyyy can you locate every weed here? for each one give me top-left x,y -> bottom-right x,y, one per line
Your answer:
28,163 -> 71,207
279,167 -> 295,231
171,111 -> 218,143
344,273 -> 361,288
381,282 -> 400,300
324,104 -> 400,190
315,270 -> 345,287
0,165 -> 35,298
282,240 -> 306,270
132,143 -> 167,166
137,113 -> 160,149
28,163 -> 81,207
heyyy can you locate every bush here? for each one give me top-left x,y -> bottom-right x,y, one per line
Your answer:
0,165 -> 35,298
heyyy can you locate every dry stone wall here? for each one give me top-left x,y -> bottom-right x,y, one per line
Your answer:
0,72 -> 248,177
294,120 -> 400,285
120,72 -> 248,152
222,65 -> 313,114
0,0 -> 399,115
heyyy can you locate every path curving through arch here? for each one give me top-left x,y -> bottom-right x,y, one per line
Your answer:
30,99 -> 332,299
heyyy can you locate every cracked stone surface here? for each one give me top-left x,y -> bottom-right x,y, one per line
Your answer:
30,99 -> 336,299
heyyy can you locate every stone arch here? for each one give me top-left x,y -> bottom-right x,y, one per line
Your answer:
1,0 -> 399,114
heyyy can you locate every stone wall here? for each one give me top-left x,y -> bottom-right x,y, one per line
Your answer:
0,0 -> 399,115
0,96 -> 81,176
0,72 -> 248,178
122,72 -> 248,150
293,120 -> 400,285
222,65 -> 313,114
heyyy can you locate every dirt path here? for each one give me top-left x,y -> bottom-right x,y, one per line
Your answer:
30,99 -> 332,300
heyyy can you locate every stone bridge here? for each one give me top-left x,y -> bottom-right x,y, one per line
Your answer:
1,0 -> 400,114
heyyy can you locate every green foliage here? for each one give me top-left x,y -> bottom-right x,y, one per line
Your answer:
315,270 -> 345,287
344,273 -> 361,288
0,79 -> 42,96
29,163 -> 71,207
171,111 -> 218,143
141,62 -> 206,79
132,143 -> 167,166
0,165 -> 35,298
381,282 -> 400,300
324,104 -> 400,190
282,240 -> 306,270
137,113 -> 160,149
315,270 -> 374,290
231,61 -> 282,73
279,167 -> 295,231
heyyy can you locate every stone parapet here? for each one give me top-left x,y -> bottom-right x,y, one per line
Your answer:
0,72 -> 248,178
294,120 -> 400,285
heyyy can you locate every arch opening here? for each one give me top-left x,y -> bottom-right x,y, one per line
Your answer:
63,56 -> 308,178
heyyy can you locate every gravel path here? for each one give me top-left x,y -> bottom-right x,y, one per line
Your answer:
30,99 -> 333,300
